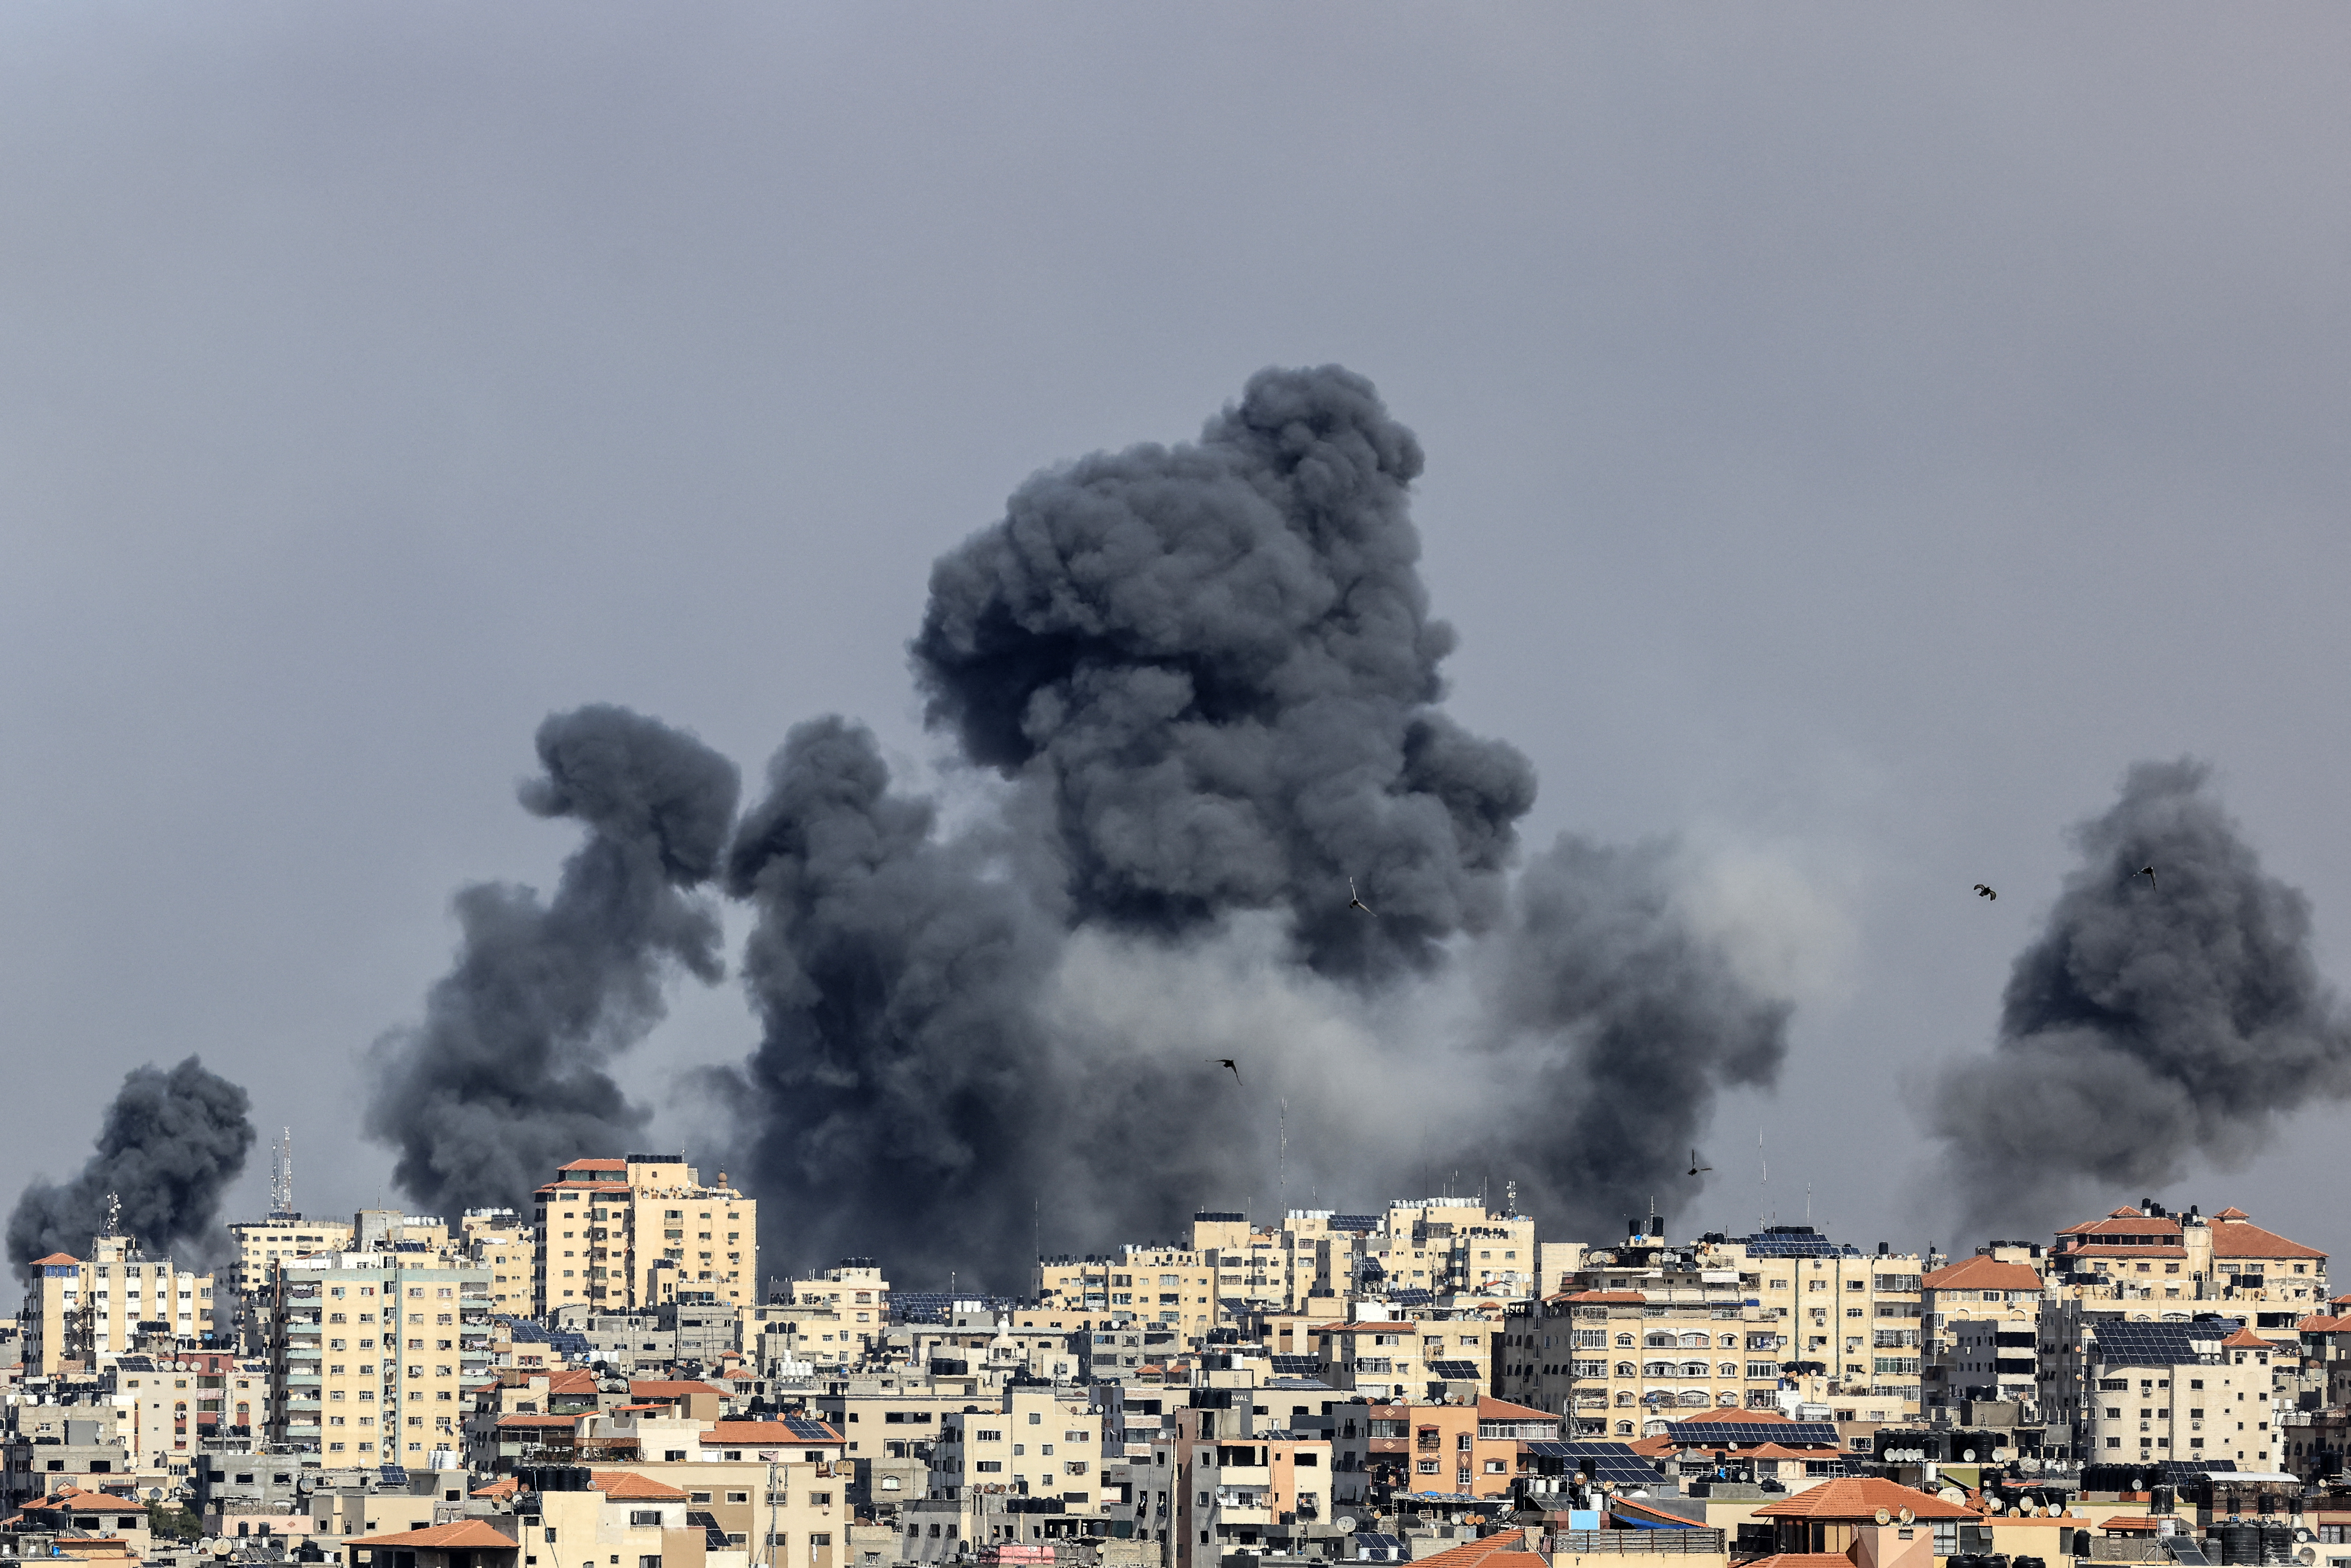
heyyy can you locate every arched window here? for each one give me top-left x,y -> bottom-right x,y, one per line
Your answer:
1718,1362 -> 1738,1378
1718,1334 -> 1739,1349
1615,1362 -> 1638,1378
1677,1390 -> 1710,1408
1614,1421 -> 1634,1436
1614,1333 -> 1634,1347
1614,1392 -> 1635,1407
1678,1332 -> 1708,1349
1644,1332 -> 1674,1349
1678,1360 -> 1709,1377
1644,1360 -> 1673,1377
1716,1392 -> 1740,1407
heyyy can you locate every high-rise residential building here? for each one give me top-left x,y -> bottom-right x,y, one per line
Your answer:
2048,1202 -> 2328,1315
267,1256 -> 493,1463
24,1235 -> 215,1374
225,1215 -> 356,1352
531,1154 -> 757,1314
461,1209 -> 534,1317
1034,1245 -> 1216,1342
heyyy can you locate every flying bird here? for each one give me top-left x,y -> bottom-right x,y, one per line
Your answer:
1347,879 -> 1374,916
2136,865 -> 2159,892
1973,883 -> 1997,900
1211,1057 -> 1243,1085
1687,1148 -> 1712,1176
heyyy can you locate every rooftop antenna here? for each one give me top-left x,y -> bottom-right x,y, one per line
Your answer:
1757,1129 -> 1768,1234
104,1193 -> 121,1238
1505,1179 -> 1517,1218
269,1128 -> 295,1219
1279,1100 -> 1287,1207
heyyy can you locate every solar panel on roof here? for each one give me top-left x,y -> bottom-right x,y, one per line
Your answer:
1354,1536 -> 1402,1550
1427,1360 -> 1483,1379
1270,1355 -> 1322,1375
1666,1421 -> 1839,1446
1328,1215 -> 1380,1231
2090,1322 -> 2238,1367
783,1416 -> 834,1441
1520,1441 -> 1662,1485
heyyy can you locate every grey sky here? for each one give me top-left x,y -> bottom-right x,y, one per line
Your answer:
6,6 -> 2350,1293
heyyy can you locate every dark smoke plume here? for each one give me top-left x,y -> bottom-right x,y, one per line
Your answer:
367,704 -> 739,1214
9,1055 -> 254,1274
914,364 -> 1538,978
720,366 -> 1794,1282
1484,836 -> 1790,1235
1930,759 -> 2351,1234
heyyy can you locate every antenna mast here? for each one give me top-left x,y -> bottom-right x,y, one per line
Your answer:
270,1127 -> 295,1219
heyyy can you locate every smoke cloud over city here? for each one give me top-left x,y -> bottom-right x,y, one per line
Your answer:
714,366 -> 1793,1285
7,1056 -> 254,1276
1929,759 -> 2351,1236
364,703 -> 741,1216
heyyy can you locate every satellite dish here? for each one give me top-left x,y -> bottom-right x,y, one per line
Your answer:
2298,1531 -> 2316,1545
1987,1498 -> 2005,1513
212,1542 -> 232,1558
1962,1449 -> 1977,1463
1939,1489 -> 1965,1505
1874,1508 -> 1892,1525
1336,1519 -> 1359,1534
1899,1509 -> 1915,1526
2299,1551 -> 2317,1567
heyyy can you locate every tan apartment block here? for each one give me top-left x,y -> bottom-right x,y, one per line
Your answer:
533,1155 -> 757,1314
25,1236 -> 216,1374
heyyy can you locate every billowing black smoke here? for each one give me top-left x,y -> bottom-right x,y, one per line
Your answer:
914,365 -> 1538,977
1486,836 -> 1790,1234
366,704 -> 739,1214
9,1056 -> 254,1274
721,366 -> 1789,1281
1930,759 -> 2351,1234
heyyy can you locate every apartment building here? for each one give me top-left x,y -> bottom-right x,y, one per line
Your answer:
1308,1310 -> 1500,1401
226,1216 -> 356,1351
112,1351 -> 273,1461
2049,1203 -> 2327,1320
929,1387 -> 1104,1512
1034,1247 -> 1216,1342
25,1235 -> 216,1374
1364,1200 -> 1537,1303
1920,1252 -> 2048,1413
532,1155 -> 758,1313
1721,1229 -> 1926,1404
463,1211 -> 536,1319
268,1257 -> 493,1463
1331,1395 -> 1557,1501
2050,1318 -> 2281,1469
1153,1403 -> 1334,1568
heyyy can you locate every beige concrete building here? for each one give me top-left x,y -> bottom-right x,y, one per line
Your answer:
226,1216 -> 357,1350
463,1211 -> 536,1318
2050,1204 -> 2327,1311
1035,1245 -> 1216,1342
533,1155 -> 757,1314
25,1236 -> 215,1375
268,1257 -> 493,1462
2071,1320 -> 2281,1469
929,1386 -> 1104,1512
1919,1252 -> 2047,1413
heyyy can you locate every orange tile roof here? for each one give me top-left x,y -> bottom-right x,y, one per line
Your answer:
2299,1315 -> 2351,1333
1755,1477 -> 1979,1521
1476,1395 -> 1555,1421
558,1159 -> 628,1172
29,1491 -> 145,1514
1745,1557 -> 1863,1568
350,1521 -> 519,1551
2210,1217 -> 2326,1261
496,1414 -> 582,1428
1408,1532 -> 1541,1568
2219,1327 -> 2272,1349
2101,1517 -> 2162,1533
472,1479 -> 520,1500
547,1368 -> 600,1394
701,1419 -> 840,1446
589,1471 -> 687,1502
29,1252 -> 79,1267
2213,1207 -> 2250,1220
1923,1256 -> 2044,1293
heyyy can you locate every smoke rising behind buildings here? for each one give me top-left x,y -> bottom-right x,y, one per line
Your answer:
1929,759 -> 2351,1237
7,1056 -> 253,1276
363,703 -> 740,1216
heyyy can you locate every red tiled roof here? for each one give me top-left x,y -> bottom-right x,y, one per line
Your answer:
546,1369 -> 599,1394
589,1471 -> 687,1501
1924,1257 -> 2044,1292
2210,1218 -> 2326,1261
2102,1517 -> 2163,1534
2220,1327 -> 2271,1349
1476,1395 -> 1555,1422
558,1159 -> 627,1172
29,1253 -> 79,1267
472,1479 -> 519,1500
1408,1533 -> 1541,1568
1755,1477 -> 1979,1521
495,1414 -> 581,1428
2299,1315 -> 2351,1333
700,1419 -> 840,1446
350,1521 -> 518,1551
28,1491 -> 145,1514
1673,1408 -> 1793,1425
2213,1207 -> 2250,1220
1745,1557 -> 1865,1568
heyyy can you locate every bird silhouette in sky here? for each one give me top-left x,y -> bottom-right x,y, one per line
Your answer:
1347,879 -> 1374,916
1973,883 -> 1997,901
2136,865 -> 2159,892
1687,1148 -> 1713,1176
1211,1058 -> 1243,1086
